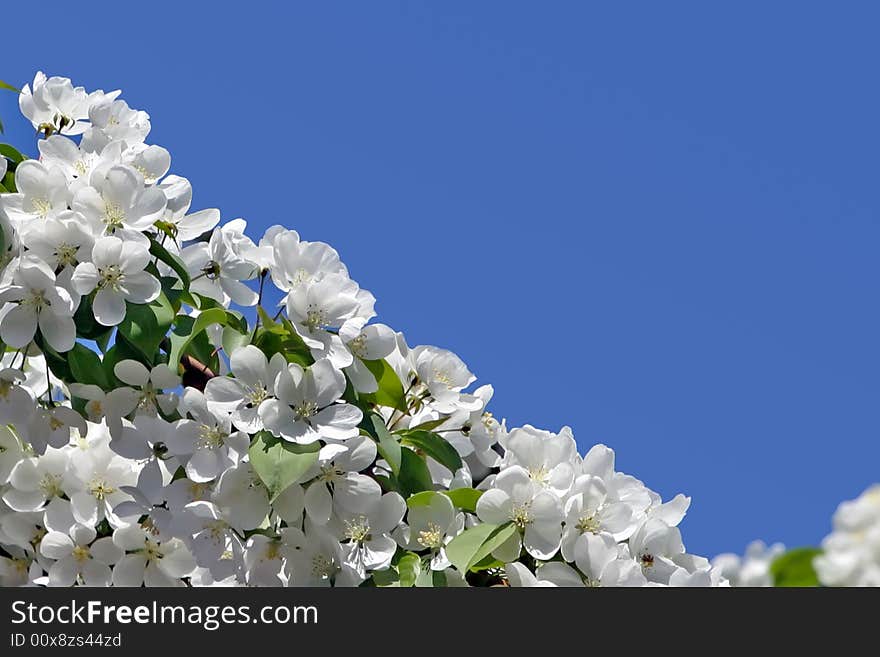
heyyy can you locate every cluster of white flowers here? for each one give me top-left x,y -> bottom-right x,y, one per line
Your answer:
814,485 -> 880,587
0,73 -> 722,587
711,540 -> 784,587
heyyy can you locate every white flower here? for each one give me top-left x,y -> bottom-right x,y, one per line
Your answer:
573,533 -> 647,587
181,227 -> 258,307
284,273 -> 367,367
409,345 -> 482,414
2,446 -> 69,512
396,492 -> 463,571
628,517 -> 687,585
815,485 -> 880,587
19,405 -> 86,455
73,165 -> 165,244
302,437 -> 381,524
502,425 -> 577,496
282,526 -> 362,587
104,360 -> 181,423
156,175 -> 221,242
71,236 -> 161,326
203,345 -> 288,434
476,465 -> 563,560
560,474 -> 638,561
111,524 -> 196,587
712,540 -> 784,587
166,388 -> 249,482
340,492 -> 406,578
213,463 -> 269,531
260,359 -> 362,444
40,524 -> 122,587
83,98 -> 151,150
0,427 -> 24,484
20,212 -> 94,273
0,256 -> 76,352
269,229 -> 346,291
2,160 -> 69,226
65,431 -> 139,528
19,72 -> 108,136
0,368 -> 37,426
340,321 -> 397,393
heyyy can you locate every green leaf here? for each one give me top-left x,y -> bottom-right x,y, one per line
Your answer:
445,523 -> 499,574
68,344 -> 111,390
406,490 -> 443,509
466,523 -> 518,571
167,308 -> 229,368
0,144 -> 26,164
362,412 -> 401,476
360,359 -> 407,412
443,488 -> 484,513
117,293 -> 176,364
149,238 -> 191,289
0,80 -> 20,93
221,324 -> 251,356
397,553 -> 421,588
398,446 -> 433,497
408,417 -> 448,432
248,431 -> 320,502
371,569 -> 399,587
771,547 -> 822,587
397,429 -> 463,473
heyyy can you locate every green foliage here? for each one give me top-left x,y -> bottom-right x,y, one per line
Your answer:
252,307 -> 312,366
148,238 -> 191,290
167,308 -> 229,368
360,359 -> 407,412
248,431 -> 320,502
446,523 -> 508,573
68,343 -> 112,390
118,293 -> 175,364
361,412 -> 401,476
396,429 -> 462,473
443,487 -> 483,513
397,446 -> 434,497
771,547 -> 822,587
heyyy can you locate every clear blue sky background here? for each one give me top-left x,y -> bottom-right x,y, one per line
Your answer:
2,2 -> 878,558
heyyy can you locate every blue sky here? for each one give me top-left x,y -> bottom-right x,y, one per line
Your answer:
2,2 -> 878,558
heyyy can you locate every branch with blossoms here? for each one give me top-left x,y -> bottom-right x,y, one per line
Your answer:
0,72 -> 734,588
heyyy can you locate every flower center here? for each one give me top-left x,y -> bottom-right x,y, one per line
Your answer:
73,160 -> 89,176
640,553 -> 655,569
88,478 -> 115,501
197,424 -> 226,449
39,473 -> 63,498
143,539 -> 163,562
22,289 -> 49,312
303,306 -> 328,333
311,554 -> 337,579
30,197 -> 52,219
54,242 -> 80,267
528,465 -> 550,485
511,502 -> 533,529
245,384 -> 268,407
201,261 -> 222,281
318,465 -> 343,484
348,333 -> 367,358
72,545 -> 90,562
103,202 -> 126,229
576,514 -> 601,534
433,369 -> 453,388
291,268 -> 311,287
343,516 -> 372,543
97,264 -> 124,290
417,523 -> 445,549
294,400 -> 318,421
